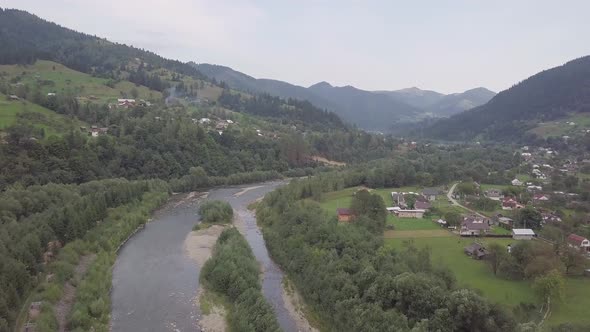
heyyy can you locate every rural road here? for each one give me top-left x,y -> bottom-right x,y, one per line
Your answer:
447,183 -> 488,219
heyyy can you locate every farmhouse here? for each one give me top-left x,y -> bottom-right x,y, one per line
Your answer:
422,188 -> 439,201
89,126 -> 108,137
414,201 -> 431,210
336,208 -> 354,223
484,189 -> 502,200
393,209 -> 425,219
567,234 -> 590,253
464,243 -> 488,259
512,228 -> 535,240
460,217 -> 490,236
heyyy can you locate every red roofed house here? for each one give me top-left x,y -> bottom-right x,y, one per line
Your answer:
337,208 -> 354,223
567,234 -> 590,253
460,216 -> 490,236
502,197 -> 522,210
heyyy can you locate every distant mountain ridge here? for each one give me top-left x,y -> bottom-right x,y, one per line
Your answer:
424,55 -> 590,141
376,86 -> 496,116
195,63 -> 495,131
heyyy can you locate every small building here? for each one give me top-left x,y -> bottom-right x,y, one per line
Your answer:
485,189 -> 502,200
511,179 -> 523,186
414,201 -> 431,210
464,243 -> 488,259
502,197 -> 522,210
8,94 -> 19,100
567,234 -> 590,253
422,188 -> 439,201
460,216 -> 490,236
512,228 -> 535,240
117,98 -> 136,108
393,209 -> 425,219
337,208 -> 354,223
498,217 -> 514,229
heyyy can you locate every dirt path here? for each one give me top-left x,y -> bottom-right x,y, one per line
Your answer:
54,254 -> 97,332
184,225 -> 228,331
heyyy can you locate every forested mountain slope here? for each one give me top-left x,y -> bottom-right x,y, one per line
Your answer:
425,56 -> 590,141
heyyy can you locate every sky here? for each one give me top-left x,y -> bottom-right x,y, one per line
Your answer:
2,0 -> 590,94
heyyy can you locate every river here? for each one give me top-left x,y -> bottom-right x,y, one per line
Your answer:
110,181 -> 299,332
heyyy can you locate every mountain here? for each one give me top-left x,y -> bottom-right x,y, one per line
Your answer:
425,56 -> 590,141
196,63 -> 495,131
196,63 -> 422,131
379,87 -> 496,116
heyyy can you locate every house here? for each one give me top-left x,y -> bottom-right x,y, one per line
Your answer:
542,212 -> 562,223
512,228 -> 535,240
527,185 -> 543,192
460,216 -> 490,236
215,121 -> 229,130
47,92 -> 56,96
337,208 -> 354,222
484,189 -> 502,200
521,152 -> 532,160
391,192 -> 406,207
414,201 -> 431,210
498,217 -> 514,229
117,98 -> 136,108
567,234 -> 590,253
502,197 -> 518,210
511,179 -> 523,186
393,209 -> 425,219
464,243 -> 488,259
89,126 -> 108,137
533,194 -> 550,202
8,94 -> 19,100
199,118 -> 211,124
422,188 -> 439,201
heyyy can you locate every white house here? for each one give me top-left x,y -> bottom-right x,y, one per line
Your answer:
511,179 -> 523,186
512,229 -> 535,240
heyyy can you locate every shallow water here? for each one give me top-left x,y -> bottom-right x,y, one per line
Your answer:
111,181 -> 297,332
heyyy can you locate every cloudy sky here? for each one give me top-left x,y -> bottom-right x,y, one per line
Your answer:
3,0 -> 590,93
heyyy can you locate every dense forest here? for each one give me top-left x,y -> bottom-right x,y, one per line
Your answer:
424,56 -> 590,141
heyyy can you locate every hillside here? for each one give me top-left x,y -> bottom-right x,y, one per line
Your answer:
425,56 -> 590,141
378,87 -> 496,116
196,63 -> 422,131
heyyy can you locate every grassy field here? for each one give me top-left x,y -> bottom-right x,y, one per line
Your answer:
0,93 -> 79,136
385,236 -> 590,326
0,60 -> 161,103
528,113 -> 590,138
318,186 -> 360,214
387,216 -> 440,230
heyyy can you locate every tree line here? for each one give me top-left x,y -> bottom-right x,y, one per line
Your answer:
201,228 -> 280,332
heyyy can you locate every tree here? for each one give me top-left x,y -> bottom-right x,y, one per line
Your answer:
533,269 -> 565,303
130,87 -> 139,99
559,245 -> 587,274
486,243 -> 508,275
515,206 -> 542,229
443,211 -> 462,227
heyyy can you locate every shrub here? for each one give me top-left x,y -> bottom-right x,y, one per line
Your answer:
199,200 -> 234,225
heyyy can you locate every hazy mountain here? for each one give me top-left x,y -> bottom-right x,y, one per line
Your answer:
378,87 -> 496,116
196,63 -> 422,131
425,55 -> 590,141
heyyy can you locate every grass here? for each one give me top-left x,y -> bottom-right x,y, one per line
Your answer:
318,186 -> 359,214
0,92 -> 80,136
0,60 -> 161,104
387,215 -> 440,230
528,113 -> 590,138
385,236 -> 590,327
384,229 -> 452,238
